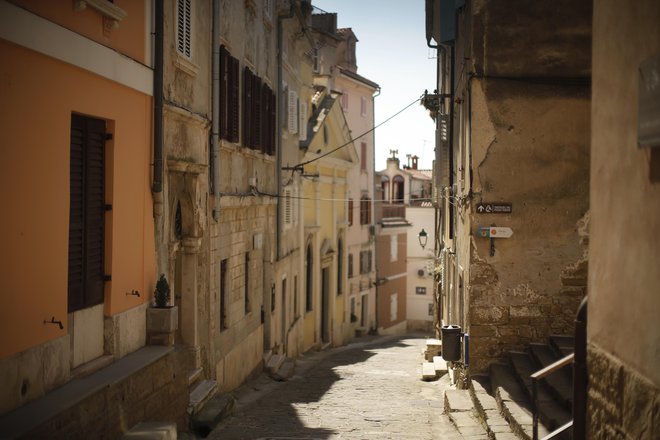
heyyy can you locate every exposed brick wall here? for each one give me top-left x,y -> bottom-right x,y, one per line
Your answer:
587,343 -> 660,439
26,350 -> 189,439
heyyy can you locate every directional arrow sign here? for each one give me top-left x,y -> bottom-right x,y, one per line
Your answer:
478,226 -> 513,238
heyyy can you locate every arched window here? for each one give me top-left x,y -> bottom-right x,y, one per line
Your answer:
306,243 -> 313,312
381,175 -> 390,202
393,175 -> 405,204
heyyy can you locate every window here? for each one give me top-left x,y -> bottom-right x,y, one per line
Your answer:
68,114 -> 106,312
348,253 -> 353,278
348,199 -> 353,226
337,238 -> 343,295
390,293 -> 398,321
381,175 -> 390,202
312,46 -> 320,73
359,250 -> 372,275
416,286 -> 427,295
360,96 -> 367,116
241,66 -> 276,154
176,0 -> 192,58
288,89 -> 299,134
220,259 -> 228,330
306,243 -> 313,312
245,253 -> 250,314
360,142 -> 367,171
220,46 -> 239,143
393,175 -> 405,203
390,235 -> 398,262
340,90 -> 348,111
360,196 -> 371,225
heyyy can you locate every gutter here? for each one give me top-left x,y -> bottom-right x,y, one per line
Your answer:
211,0 -> 220,221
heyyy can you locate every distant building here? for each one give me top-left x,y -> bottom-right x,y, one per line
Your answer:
311,9 -> 380,338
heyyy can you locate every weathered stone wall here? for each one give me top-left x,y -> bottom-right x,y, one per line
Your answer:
587,343 -> 660,439
26,350 -> 189,439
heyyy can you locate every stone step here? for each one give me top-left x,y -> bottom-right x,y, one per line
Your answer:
528,344 -> 573,411
470,375 -> 519,439
421,361 -> 438,381
444,389 -> 489,439
549,335 -> 574,355
190,394 -> 235,438
187,367 -> 203,387
122,422 -> 177,440
266,353 -> 286,374
188,379 -> 217,415
433,356 -> 448,375
490,363 -> 541,440
424,338 -> 442,361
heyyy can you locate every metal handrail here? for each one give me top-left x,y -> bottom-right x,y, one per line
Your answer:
531,353 -> 574,440
541,421 -> 574,440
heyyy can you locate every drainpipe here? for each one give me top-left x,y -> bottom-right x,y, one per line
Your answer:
211,0 -> 220,221
276,3 -> 295,260
153,0 -> 163,195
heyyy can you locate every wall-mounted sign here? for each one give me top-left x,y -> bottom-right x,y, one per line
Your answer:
478,226 -> 513,238
476,203 -> 512,214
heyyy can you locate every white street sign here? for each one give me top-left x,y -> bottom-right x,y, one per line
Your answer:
489,227 -> 513,238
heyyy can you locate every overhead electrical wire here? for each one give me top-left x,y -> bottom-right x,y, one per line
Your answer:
284,94 -> 424,172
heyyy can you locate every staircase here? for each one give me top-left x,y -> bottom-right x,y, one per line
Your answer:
470,335 -> 575,440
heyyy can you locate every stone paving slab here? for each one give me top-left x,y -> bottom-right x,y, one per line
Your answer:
206,334 -> 462,439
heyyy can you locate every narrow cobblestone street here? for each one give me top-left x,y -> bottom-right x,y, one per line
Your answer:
208,334 -> 461,439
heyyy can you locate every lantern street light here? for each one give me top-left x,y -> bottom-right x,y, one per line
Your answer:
418,228 -> 428,250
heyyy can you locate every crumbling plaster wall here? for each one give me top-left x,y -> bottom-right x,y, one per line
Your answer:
466,79 -> 590,373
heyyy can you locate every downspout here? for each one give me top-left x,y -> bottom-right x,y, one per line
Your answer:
276,3 -> 295,260
153,0 -> 163,195
211,0 -> 220,221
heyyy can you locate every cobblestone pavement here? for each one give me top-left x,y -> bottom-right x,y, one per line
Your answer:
207,334 -> 461,439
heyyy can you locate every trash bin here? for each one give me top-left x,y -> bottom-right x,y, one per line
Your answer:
441,325 -> 462,361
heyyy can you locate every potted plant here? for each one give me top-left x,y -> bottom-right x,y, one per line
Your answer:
146,274 -> 178,345
154,274 -> 171,308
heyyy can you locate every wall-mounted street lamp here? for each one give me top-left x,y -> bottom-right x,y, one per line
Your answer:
418,228 -> 428,250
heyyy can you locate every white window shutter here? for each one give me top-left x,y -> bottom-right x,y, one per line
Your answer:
283,189 -> 292,227
293,185 -> 299,225
299,101 -> 308,141
288,90 -> 298,134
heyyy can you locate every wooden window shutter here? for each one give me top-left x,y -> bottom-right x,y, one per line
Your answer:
299,100 -> 308,141
269,88 -> 276,155
176,0 -> 192,58
69,114 -> 106,312
288,90 -> 298,134
253,73 -> 262,150
230,55 -> 240,142
360,142 -> 367,171
260,83 -> 269,154
219,46 -> 229,140
348,199 -> 353,226
242,67 -> 251,148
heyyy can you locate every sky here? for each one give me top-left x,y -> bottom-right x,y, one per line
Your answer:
312,0 -> 437,171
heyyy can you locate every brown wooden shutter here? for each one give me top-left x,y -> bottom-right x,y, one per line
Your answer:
220,45 -> 229,140
230,55 -> 240,142
253,74 -> 261,151
242,67 -> 251,148
69,114 -> 105,312
269,88 -> 276,155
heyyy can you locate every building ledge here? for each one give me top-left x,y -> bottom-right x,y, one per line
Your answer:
0,346 -> 173,439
